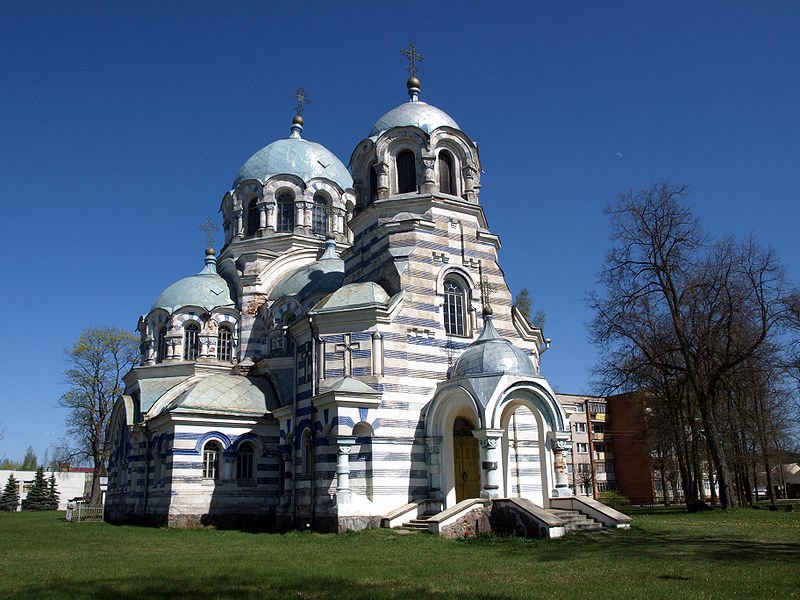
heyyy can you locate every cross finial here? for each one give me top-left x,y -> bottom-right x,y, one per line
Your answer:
292,88 -> 310,115
199,217 -> 219,248
401,42 -> 424,77
480,275 -> 496,311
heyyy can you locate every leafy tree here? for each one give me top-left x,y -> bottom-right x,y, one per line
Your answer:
513,288 -> 547,329
21,467 -> 52,511
0,458 -> 21,470
513,289 -> 531,318
20,446 -> 37,470
58,327 -> 138,506
47,474 -> 60,509
0,474 -> 20,511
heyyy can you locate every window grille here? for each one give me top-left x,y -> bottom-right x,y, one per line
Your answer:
277,192 -> 295,232
312,194 -> 328,236
184,323 -> 200,361
217,325 -> 233,362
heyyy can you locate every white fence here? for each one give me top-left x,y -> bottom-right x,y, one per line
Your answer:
65,501 -> 104,523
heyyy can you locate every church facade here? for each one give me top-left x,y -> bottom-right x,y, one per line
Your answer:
105,70 -> 599,533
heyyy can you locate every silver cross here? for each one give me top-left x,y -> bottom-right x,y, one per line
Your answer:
199,217 -> 219,247
401,43 -> 424,77
292,88 -> 310,115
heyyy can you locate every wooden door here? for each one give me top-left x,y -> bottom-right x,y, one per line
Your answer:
454,435 -> 481,501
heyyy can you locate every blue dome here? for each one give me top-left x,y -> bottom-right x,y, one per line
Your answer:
369,101 -> 460,137
269,239 -> 345,301
233,137 -> 353,190
152,252 -> 234,314
451,314 -> 535,378
165,374 -> 280,415
313,282 -> 390,312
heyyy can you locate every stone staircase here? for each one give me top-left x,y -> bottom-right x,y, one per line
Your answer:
401,513 -> 437,531
548,509 -> 602,532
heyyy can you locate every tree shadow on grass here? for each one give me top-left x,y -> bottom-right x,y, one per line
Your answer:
485,527 -> 800,564
10,573 -> 519,600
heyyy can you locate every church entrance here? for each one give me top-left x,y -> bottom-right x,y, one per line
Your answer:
453,417 -> 481,501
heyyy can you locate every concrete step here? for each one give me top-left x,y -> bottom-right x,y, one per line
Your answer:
401,513 -> 438,530
549,509 -> 602,532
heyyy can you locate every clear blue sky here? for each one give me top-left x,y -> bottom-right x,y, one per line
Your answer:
1,1 -> 798,463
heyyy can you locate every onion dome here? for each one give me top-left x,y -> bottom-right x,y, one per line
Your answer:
232,117 -> 353,190
269,237 -> 345,301
152,248 -> 234,313
369,76 -> 460,138
450,308 -> 535,378
164,374 -> 280,415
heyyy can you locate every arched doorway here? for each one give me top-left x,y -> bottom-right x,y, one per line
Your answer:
453,417 -> 481,501
505,405 -> 544,504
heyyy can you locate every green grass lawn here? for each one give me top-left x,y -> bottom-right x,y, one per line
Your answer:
0,509 -> 797,599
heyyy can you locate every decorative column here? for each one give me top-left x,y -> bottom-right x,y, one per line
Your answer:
334,436 -> 356,505
280,451 -> 293,504
425,436 -> 443,499
371,331 -> 383,376
142,338 -> 155,365
233,209 -> 243,238
462,165 -> 477,202
165,329 -> 182,361
333,207 -> 344,237
266,201 -> 276,231
199,319 -> 217,359
375,162 -> 389,199
473,428 -> 505,499
258,200 -> 267,230
421,156 -> 436,193
295,201 -> 306,234
548,430 -> 573,497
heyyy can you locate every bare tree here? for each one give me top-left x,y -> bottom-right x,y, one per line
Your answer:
59,326 -> 138,505
590,182 -> 793,509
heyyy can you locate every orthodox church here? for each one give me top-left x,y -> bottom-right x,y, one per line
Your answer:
106,54 -> 629,535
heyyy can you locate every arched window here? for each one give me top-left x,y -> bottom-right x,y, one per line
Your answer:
312,194 -> 328,236
396,150 -> 416,194
183,322 -> 200,360
217,324 -> 233,362
236,442 -> 254,480
302,430 -> 313,476
277,192 -> 295,232
246,197 -> 260,236
351,422 -> 374,500
368,163 -> 377,204
155,326 -> 167,363
439,151 -> 455,195
443,278 -> 467,336
202,441 -> 221,480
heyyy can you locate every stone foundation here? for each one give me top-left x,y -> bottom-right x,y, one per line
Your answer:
489,502 -> 551,538
438,506 -> 491,539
